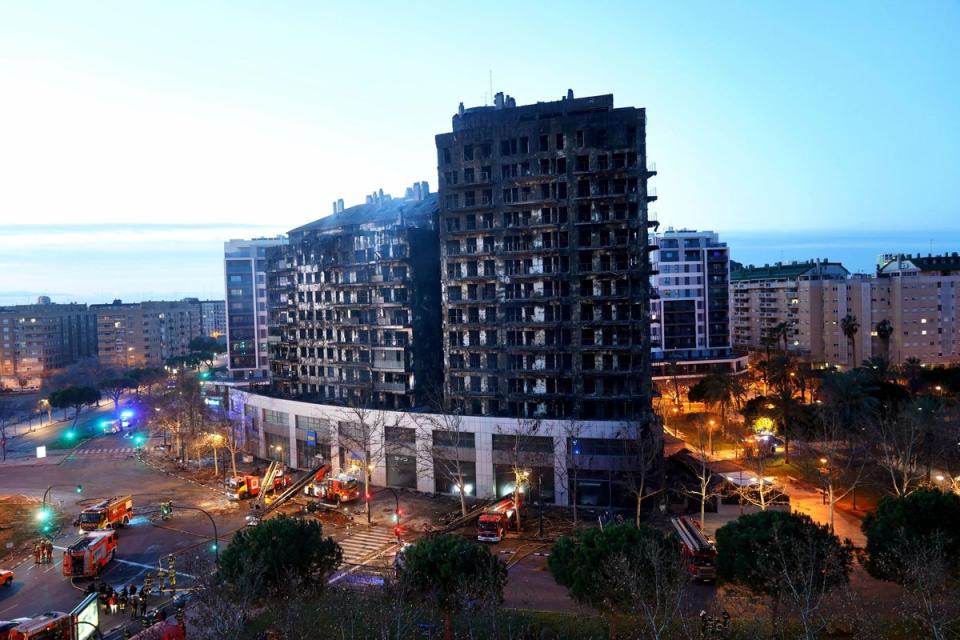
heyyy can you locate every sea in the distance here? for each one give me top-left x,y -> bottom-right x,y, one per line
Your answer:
0,224 -> 958,305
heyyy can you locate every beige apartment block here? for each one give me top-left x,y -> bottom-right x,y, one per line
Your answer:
731,261 -> 849,358
93,300 -> 202,368
732,255 -> 960,367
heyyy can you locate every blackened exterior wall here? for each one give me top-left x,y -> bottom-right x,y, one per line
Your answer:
436,92 -> 657,420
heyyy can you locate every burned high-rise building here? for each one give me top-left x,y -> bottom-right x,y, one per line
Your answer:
436,91 -> 658,420
270,186 -> 442,410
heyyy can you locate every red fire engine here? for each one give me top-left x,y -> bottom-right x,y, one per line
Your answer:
671,516 -> 717,582
226,463 -> 290,501
7,592 -> 100,640
76,496 -> 133,531
477,497 -> 517,543
62,531 -> 118,578
303,464 -> 360,503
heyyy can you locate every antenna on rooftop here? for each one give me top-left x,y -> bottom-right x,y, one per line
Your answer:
489,69 -> 493,106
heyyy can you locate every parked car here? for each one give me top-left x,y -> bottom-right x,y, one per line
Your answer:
0,570 -> 13,587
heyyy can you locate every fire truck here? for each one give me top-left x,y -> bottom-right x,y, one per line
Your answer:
8,593 -> 99,640
670,516 -> 717,582
303,464 -> 360,503
226,463 -> 290,501
477,497 -> 517,543
76,496 -> 133,531
62,531 -> 118,578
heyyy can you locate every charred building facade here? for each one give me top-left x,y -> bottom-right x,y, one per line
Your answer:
436,91 -> 657,420
270,188 -> 442,410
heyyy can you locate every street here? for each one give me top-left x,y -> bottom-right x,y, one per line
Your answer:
0,419 -> 411,635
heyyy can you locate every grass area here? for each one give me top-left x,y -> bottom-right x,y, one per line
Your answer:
46,426 -> 93,450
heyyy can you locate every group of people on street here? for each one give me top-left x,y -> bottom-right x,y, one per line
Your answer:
33,539 -> 54,564
91,582 -> 151,619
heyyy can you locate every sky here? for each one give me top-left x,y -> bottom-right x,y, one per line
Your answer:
1,1 -> 958,303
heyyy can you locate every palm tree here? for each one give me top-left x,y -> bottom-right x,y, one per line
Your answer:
818,369 -> 879,435
875,318 -> 894,362
840,314 -> 859,367
690,367 -> 746,447
900,357 -> 924,395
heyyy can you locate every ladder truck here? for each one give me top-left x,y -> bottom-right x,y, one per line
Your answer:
671,516 -> 717,582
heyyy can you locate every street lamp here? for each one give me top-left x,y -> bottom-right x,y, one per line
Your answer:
166,503 -> 219,561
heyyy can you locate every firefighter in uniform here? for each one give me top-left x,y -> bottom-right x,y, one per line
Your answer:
144,572 -> 154,595
156,568 -> 167,593
176,606 -> 185,628
167,554 -> 176,592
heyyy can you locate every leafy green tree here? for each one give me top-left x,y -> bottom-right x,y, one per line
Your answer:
687,366 -> 745,441
716,511 -> 853,638
549,524 -> 686,639
398,534 -> 507,640
717,510 -> 852,593
218,515 -> 342,598
48,385 -> 101,430
818,369 -> 879,436
861,488 -> 960,582
99,376 -> 136,413
129,367 -> 166,394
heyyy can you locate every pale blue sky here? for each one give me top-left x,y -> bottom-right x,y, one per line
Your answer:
1,2 -> 958,301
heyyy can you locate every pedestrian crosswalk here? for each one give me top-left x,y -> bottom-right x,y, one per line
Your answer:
337,525 -> 398,566
73,447 -> 138,458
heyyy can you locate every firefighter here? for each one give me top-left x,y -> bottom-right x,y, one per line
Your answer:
156,569 -> 166,593
176,605 -> 185,627
33,542 -> 40,564
130,593 -> 139,619
144,572 -> 154,595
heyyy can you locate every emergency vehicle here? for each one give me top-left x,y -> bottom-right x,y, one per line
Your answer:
6,612 -> 73,640
62,531 -> 118,578
226,462 -> 290,501
76,496 -> 133,531
303,464 -> 360,503
670,516 -> 717,582
477,497 -> 517,543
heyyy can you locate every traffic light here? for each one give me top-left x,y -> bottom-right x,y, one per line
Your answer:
65,430 -> 76,441
75,485 -> 83,494
133,433 -> 145,447
210,542 -> 218,552
394,525 -> 402,541
35,507 -> 52,523
391,507 -> 403,523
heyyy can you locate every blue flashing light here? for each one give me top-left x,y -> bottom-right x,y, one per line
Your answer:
120,410 -> 134,419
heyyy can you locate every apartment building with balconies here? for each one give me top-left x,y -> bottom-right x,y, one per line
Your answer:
436,90 -> 657,420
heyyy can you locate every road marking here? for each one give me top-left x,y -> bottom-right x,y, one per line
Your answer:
114,557 -> 195,578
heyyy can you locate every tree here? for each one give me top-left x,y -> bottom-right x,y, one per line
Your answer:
494,417 -> 554,531
338,405 -> 389,524
810,407 -> 866,533
411,391 -> 472,516
872,402 -> 932,496
840,313 -> 859,367
188,335 -> 226,370
716,511 -> 853,638
685,422 -> 721,528
549,524 -> 686,640
398,534 -> 507,640
0,399 -> 24,461
875,318 -> 894,362
619,415 -> 663,526
129,367 -> 166,395
688,367 -> 745,442
48,385 -> 101,430
818,369 -> 879,436
888,533 -> 960,640
218,515 -> 341,598
99,375 -> 136,414
861,488 -> 960,583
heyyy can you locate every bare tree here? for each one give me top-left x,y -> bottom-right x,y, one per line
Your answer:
598,538 -> 689,640
733,449 -> 788,513
620,415 -> 664,526
411,395 -> 472,516
873,410 -> 928,497
759,522 -> 854,640
494,417 -> 554,531
338,404 -> 390,524
685,422 -> 721,528
892,532 -> 960,640
187,556 -> 262,640
556,419 -> 588,525
810,409 -> 867,532
0,399 -> 23,461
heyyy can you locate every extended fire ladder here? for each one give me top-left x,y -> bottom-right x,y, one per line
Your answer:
248,461 -> 331,524
250,460 -> 281,511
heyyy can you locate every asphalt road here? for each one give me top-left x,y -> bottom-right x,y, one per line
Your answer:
0,428 -> 248,634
